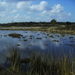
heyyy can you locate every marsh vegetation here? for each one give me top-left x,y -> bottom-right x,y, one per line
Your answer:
0,48 -> 75,75
8,33 -> 23,38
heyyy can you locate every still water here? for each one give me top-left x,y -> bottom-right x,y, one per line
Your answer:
0,30 -> 75,65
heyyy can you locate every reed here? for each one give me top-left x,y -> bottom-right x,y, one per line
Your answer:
6,47 -> 22,72
28,53 -> 74,75
2,49 -> 75,75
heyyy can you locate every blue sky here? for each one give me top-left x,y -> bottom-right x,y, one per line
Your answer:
0,0 -> 75,23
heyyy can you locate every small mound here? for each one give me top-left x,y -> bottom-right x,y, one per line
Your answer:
8,33 -> 23,38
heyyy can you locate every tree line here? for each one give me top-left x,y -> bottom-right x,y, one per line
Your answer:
0,19 -> 75,27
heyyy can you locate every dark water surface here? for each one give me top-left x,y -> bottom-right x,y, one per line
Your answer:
0,30 -> 75,66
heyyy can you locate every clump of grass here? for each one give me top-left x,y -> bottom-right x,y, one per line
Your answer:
66,44 -> 73,46
8,33 -> 23,38
49,35 -> 54,38
28,53 -> 73,75
6,47 -> 22,72
69,37 -> 73,39
17,44 -> 20,46
30,35 -> 34,37
24,39 -> 27,41
6,47 -> 31,73
52,40 -> 59,42
70,41 -> 74,42
36,38 -> 42,39
29,53 -> 52,75
29,38 -> 33,39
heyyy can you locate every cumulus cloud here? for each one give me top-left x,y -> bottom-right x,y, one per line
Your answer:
16,1 -> 31,11
41,4 -> 64,16
0,2 -> 8,11
40,4 -> 72,21
16,1 -> 50,11
51,4 -> 64,13
30,1 -> 50,11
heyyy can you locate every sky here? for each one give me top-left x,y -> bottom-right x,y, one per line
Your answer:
0,0 -> 75,23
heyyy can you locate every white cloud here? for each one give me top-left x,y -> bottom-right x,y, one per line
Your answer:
40,4 -> 72,21
24,15 -> 30,19
41,4 -> 64,16
0,0 -> 73,23
16,1 -> 50,11
12,14 -> 31,22
14,14 -> 20,18
0,13 -> 5,18
36,18 -> 41,20
67,13 -> 72,16
27,11 -> 32,14
30,1 -> 50,11
0,2 -> 8,11
11,10 -> 17,13
16,1 -> 31,11
51,4 -> 64,13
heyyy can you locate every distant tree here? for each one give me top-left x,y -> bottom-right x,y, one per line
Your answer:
51,19 -> 57,25
65,21 -> 71,30
66,21 -> 71,25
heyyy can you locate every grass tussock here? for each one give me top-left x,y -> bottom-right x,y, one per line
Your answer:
6,48 -> 22,72
8,33 -> 23,38
29,53 -> 72,75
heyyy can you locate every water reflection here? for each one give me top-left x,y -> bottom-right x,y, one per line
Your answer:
0,30 -> 75,64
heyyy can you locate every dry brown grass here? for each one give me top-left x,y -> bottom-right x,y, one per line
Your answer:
0,26 -> 75,34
